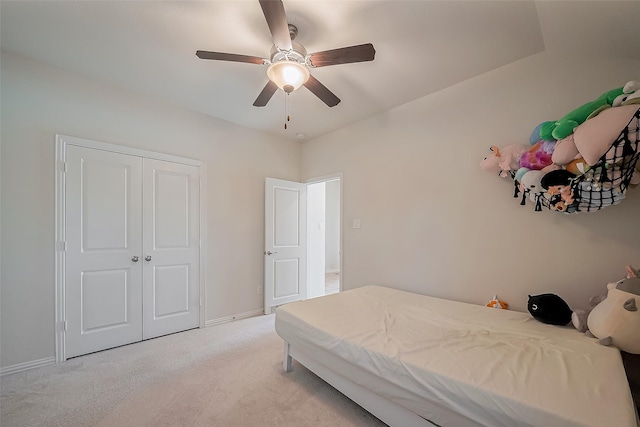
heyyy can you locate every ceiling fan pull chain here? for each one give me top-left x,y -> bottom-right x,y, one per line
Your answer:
284,92 -> 291,130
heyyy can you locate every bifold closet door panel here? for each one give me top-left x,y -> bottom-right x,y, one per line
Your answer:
65,146 -> 143,358
142,158 -> 200,340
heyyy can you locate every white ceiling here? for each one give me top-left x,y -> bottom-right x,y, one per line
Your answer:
1,1 -> 639,142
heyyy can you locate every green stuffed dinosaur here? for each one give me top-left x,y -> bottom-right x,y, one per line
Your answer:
540,86 -> 624,141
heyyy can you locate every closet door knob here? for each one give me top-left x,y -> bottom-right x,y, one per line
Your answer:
145,256 -> 152,262
132,256 -> 139,262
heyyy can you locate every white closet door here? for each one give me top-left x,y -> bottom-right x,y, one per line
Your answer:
65,146 -> 143,358
142,159 -> 200,339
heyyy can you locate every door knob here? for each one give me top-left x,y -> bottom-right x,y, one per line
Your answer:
132,256 -> 139,262
265,251 -> 278,255
145,256 -> 152,262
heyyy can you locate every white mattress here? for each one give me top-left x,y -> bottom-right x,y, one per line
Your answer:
275,285 -> 638,427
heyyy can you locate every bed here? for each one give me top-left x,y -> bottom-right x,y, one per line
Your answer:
275,285 -> 639,427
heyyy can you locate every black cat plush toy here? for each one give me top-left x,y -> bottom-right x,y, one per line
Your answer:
527,293 -> 573,326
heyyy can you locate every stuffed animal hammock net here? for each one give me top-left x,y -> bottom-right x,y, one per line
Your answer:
513,107 -> 640,213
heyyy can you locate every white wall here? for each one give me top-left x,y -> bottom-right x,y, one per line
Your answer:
0,52 -> 300,368
301,51 -> 640,313
325,179 -> 340,273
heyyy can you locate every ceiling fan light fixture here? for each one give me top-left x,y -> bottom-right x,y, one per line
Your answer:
267,60 -> 310,93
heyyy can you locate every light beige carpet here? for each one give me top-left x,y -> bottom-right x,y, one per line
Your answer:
1,314 -> 387,427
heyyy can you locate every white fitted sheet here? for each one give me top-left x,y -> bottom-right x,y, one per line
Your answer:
275,286 -> 638,427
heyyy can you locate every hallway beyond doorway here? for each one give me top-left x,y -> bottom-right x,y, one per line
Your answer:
325,272 -> 340,295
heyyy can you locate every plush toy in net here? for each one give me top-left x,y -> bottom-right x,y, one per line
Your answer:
527,293 -> 573,325
539,86 -> 624,141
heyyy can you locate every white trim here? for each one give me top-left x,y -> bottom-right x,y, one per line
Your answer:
54,138 -> 67,363
1,357 -> 56,377
305,172 -> 342,185
304,172 -> 343,294
54,134 -> 207,363
199,164 -> 207,329
205,309 -> 265,328
56,134 -> 201,166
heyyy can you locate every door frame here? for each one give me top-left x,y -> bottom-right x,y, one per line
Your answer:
54,134 -> 206,362
304,173 -> 343,295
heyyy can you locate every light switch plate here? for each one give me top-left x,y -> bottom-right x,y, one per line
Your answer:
353,219 -> 361,229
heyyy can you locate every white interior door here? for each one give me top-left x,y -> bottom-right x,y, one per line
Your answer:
264,178 -> 307,314
142,159 -> 200,339
65,146 -> 143,358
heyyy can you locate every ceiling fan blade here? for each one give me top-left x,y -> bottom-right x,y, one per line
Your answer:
303,75 -> 340,107
308,43 -> 376,68
253,80 -> 279,107
196,50 -> 265,65
259,0 -> 292,51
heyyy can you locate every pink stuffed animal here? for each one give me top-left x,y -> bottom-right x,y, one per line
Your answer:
480,144 -> 527,178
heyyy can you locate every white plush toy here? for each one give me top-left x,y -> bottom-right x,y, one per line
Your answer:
587,267 -> 640,354
612,80 -> 640,107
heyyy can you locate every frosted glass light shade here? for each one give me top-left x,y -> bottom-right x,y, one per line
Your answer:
267,60 -> 310,93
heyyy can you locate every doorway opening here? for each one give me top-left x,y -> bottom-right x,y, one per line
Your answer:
306,177 -> 341,298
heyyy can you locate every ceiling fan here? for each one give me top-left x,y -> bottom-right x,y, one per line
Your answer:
196,0 -> 376,108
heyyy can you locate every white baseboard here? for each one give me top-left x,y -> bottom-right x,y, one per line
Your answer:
1,356 -> 56,377
205,308 -> 265,328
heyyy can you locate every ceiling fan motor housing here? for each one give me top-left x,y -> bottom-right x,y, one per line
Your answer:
269,41 -> 307,66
